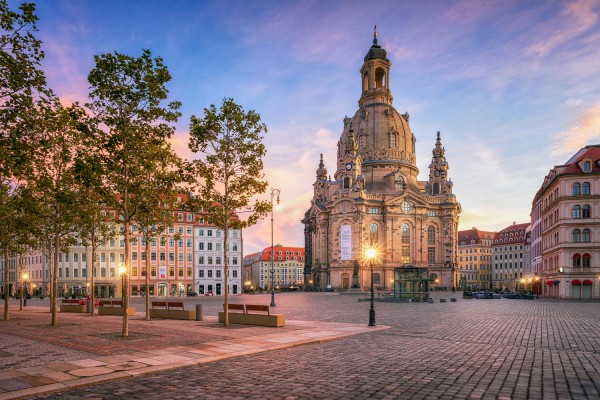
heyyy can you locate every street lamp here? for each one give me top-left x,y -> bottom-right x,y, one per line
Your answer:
20,272 -> 29,310
118,265 -> 127,305
270,188 -> 281,307
365,248 -> 377,327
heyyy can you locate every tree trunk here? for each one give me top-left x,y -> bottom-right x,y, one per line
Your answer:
223,218 -> 229,327
4,246 -> 9,321
122,219 -> 130,337
145,236 -> 150,320
19,255 -> 23,311
51,232 -> 59,326
90,242 -> 96,317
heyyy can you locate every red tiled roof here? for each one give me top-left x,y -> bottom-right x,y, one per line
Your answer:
561,146 -> 600,175
458,228 -> 495,245
258,245 -> 304,262
494,222 -> 530,245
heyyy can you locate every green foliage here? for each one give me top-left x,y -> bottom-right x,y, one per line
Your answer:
188,98 -> 271,229
0,0 -> 49,179
86,49 -> 182,335
188,98 -> 270,326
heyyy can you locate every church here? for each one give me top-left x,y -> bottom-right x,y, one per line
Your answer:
302,29 -> 461,293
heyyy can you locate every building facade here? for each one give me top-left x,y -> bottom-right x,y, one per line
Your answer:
457,228 -> 495,290
492,222 -> 530,291
1,204 -> 242,299
194,219 -> 242,296
535,145 -> 600,299
244,245 -> 305,290
302,30 -> 461,291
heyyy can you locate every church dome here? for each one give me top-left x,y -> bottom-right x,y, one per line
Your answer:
337,28 -> 417,171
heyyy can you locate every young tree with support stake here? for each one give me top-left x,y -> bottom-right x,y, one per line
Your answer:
87,49 -> 181,337
188,98 -> 270,327
134,143 -> 182,320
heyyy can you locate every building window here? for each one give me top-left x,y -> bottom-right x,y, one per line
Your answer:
395,175 -> 405,191
583,161 -> 591,172
208,270 -> 213,278
427,247 -> 435,264
359,135 -> 366,149
582,253 -> 591,267
390,133 -> 397,148
427,226 -> 436,245
199,242 -> 204,250
582,205 -> 591,218
343,177 -> 350,189
369,223 -> 378,245
169,266 -> 175,277
573,253 -> 581,267
572,205 -> 581,219
573,183 -> 581,195
582,229 -> 591,242
573,229 -> 581,242
199,269 -> 204,278
582,182 -> 591,195
373,273 -> 380,285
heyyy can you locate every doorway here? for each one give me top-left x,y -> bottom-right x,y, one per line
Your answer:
158,283 -> 168,297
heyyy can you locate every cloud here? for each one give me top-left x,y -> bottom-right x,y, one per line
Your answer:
524,0 -> 599,57
551,102 -> 600,156
566,97 -> 584,107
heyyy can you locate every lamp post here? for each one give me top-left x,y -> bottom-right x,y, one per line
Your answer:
20,272 -> 29,310
270,188 -> 281,307
118,265 -> 127,306
365,248 -> 377,326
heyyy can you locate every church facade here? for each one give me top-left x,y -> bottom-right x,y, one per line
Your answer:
302,31 -> 461,292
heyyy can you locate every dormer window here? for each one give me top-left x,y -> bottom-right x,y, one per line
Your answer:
582,159 -> 592,172
395,175 -> 405,191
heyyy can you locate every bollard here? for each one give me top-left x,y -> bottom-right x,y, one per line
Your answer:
195,304 -> 203,321
428,298 -> 434,303
450,298 -> 457,302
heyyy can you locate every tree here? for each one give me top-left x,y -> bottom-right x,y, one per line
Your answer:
0,0 -> 49,179
188,98 -> 270,327
25,100 -> 88,326
0,183 -> 34,320
77,190 -> 114,317
133,143 -> 182,320
87,49 -> 181,337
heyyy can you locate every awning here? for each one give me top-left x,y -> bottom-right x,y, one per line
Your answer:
572,280 -> 581,285
583,280 -> 593,285
554,280 -> 560,285
546,281 -> 554,285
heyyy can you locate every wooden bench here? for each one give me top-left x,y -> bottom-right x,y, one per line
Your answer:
218,303 -> 284,327
150,300 -> 195,320
60,299 -> 86,313
98,300 -> 136,316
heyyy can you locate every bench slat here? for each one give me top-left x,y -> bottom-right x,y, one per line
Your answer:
226,304 -> 246,313
245,304 -> 270,315
167,301 -> 185,310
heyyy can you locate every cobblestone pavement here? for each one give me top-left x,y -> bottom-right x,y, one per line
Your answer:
27,293 -> 600,400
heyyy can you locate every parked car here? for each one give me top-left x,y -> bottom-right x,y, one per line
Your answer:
205,291 -> 214,296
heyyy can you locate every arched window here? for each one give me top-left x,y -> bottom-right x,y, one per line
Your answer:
369,223 -> 378,245
433,182 -> 440,195
582,205 -> 591,218
573,183 -> 581,195
573,253 -> 581,267
582,182 -> 591,195
343,177 -> 350,189
573,229 -> 581,242
359,135 -> 366,149
572,205 -> 581,219
582,253 -> 591,267
373,273 -> 381,285
375,67 -> 386,88
395,175 -> 405,191
427,226 -> 436,245
401,223 -> 410,264
582,229 -> 591,242
390,133 -> 397,148
583,161 -> 591,172
362,72 -> 369,91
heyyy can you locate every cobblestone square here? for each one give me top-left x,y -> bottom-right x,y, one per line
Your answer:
16,292 -> 600,399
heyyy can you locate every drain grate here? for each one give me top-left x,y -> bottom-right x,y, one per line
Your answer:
0,350 -> 13,357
